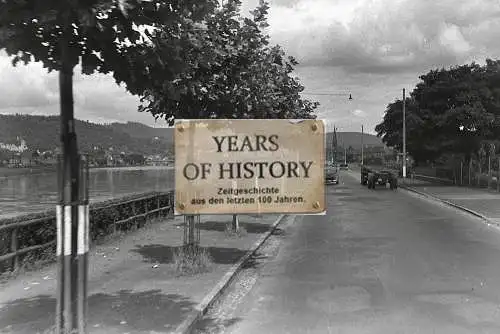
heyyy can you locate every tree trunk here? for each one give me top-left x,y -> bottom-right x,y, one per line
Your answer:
187,215 -> 196,245
231,214 -> 239,232
478,162 -> 482,187
184,103 -> 197,247
56,19 -> 87,333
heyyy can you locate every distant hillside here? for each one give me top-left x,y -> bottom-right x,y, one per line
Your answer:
0,114 -> 173,155
111,121 -> 174,141
0,114 -> 385,154
326,131 -> 385,149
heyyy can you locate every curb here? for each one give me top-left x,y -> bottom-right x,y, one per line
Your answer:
398,184 -> 500,227
172,214 -> 288,334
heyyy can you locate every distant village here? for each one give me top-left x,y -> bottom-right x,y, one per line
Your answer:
0,137 -> 173,169
0,135 -> 402,169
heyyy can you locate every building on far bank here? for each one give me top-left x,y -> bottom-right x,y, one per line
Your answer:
0,137 -> 28,153
145,154 -> 172,166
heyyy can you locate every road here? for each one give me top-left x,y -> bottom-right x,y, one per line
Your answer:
199,170 -> 500,334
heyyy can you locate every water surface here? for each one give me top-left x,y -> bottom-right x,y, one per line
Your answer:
0,166 -> 175,219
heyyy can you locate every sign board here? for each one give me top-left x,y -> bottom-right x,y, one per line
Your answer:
174,119 -> 325,215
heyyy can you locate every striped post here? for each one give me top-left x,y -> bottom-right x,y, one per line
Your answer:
56,155 -> 89,334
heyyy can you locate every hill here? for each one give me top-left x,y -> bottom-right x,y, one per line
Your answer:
110,121 -> 174,141
0,114 -> 173,155
0,114 -> 385,155
326,131 -> 385,150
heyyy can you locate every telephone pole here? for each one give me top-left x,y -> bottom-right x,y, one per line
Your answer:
361,125 -> 364,165
402,88 -> 407,178
332,126 -> 338,164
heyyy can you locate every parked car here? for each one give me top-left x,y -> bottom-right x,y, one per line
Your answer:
339,163 -> 349,170
325,162 -> 340,185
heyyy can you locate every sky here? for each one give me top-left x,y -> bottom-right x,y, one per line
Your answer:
1,0 -> 500,134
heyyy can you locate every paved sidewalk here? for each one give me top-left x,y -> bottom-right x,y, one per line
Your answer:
398,177 -> 500,224
0,213 -> 281,334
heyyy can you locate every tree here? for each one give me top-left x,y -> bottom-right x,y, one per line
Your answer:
124,153 -> 145,165
0,0 -> 217,331
375,97 -> 431,165
0,0 -> 217,174
376,61 -> 500,165
134,0 -> 318,124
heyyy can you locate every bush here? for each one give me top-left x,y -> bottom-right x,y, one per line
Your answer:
172,245 -> 213,276
224,223 -> 248,238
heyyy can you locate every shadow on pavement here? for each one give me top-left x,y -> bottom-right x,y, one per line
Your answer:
0,290 -> 196,333
403,182 -> 452,188
132,245 -> 248,265
338,195 -> 381,202
174,221 -> 271,234
240,251 -> 268,270
272,227 -> 285,236
193,316 -> 242,333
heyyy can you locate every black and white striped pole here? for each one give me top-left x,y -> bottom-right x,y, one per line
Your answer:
56,154 -> 89,334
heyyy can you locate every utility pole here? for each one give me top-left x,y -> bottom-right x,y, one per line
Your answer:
361,125 -> 364,165
344,147 -> 347,164
332,126 -> 338,164
402,88 -> 407,178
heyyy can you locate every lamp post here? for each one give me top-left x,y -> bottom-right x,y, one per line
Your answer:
301,92 -> 353,163
301,92 -> 353,100
361,124 -> 364,165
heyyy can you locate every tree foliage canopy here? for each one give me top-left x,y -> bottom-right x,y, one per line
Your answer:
375,60 -> 500,164
134,0 -> 319,124
0,0 -> 216,79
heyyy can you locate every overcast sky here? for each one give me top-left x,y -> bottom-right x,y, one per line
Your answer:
1,0 -> 500,133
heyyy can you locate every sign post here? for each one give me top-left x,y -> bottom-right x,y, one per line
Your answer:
174,119 -> 326,215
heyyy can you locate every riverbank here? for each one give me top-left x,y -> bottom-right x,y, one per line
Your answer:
0,165 -> 174,178
92,165 -> 174,172
0,166 -> 56,178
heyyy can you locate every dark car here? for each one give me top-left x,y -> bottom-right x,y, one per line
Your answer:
325,162 -> 339,185
339,163 -> 349,170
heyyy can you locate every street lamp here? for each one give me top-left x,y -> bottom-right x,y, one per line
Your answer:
301,92 -> 353,163
361,124 -> 364,165
301,92 -> 353,100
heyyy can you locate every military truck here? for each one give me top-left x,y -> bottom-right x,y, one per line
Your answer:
361,165 -> 398,190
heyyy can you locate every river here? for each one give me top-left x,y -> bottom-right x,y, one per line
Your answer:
0,166 -> 175,220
